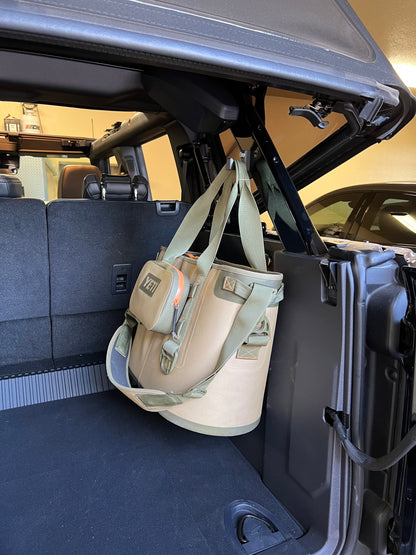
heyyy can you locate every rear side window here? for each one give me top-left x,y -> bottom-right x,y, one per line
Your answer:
356,192 -> 416,246
142,135 -> 181,200
307,192 -> 363,238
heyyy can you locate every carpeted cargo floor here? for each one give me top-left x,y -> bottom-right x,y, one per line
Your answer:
1,390 -> 300,555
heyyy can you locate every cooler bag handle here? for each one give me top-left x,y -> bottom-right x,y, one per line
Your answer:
163,161 -> 267,275
206,160 -> 267,272
107,280 -> 281,411
158,160 -> 269,373
162,164 -> 234,268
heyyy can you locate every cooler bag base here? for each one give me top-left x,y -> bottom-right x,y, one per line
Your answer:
159,409 -> 260,436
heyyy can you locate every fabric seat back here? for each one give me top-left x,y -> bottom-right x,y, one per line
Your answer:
0,198 -> 51,374
47,199 -> 189,364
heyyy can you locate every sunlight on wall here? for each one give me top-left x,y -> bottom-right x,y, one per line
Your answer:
0,101 -> 134,138
142,135 -> 181,200
1,93 -> 415,208
300,114 -> 416,206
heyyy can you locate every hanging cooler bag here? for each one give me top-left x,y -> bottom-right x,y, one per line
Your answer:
106,161 -> 284,436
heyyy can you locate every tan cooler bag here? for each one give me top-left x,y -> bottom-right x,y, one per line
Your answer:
106,161 -> 284,436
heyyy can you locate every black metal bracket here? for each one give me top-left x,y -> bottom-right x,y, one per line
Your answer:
320,260 -> 338,306
289,98 -> 334,129
324,406 -> 350,430
400,266 -> 416,358
236,94 -> 327,255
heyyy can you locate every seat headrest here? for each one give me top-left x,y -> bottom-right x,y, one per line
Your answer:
58,165 -> 101,198
82,174 -> 149,201
83,174 -> 101,199
0,172 -> 24,198
102,175 -> 133,200
132,175 -> 149,200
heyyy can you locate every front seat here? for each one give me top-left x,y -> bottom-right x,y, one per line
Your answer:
57,165 -> 101,198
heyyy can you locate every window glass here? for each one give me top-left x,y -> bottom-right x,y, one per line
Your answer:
108,156 -> 121,174
265,89 -> 346,168
141,135 -> 181,200
307,192 -> 363,238
356,192 -> 416,246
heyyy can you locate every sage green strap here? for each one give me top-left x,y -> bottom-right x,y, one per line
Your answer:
238,163 -> 267,271
114,309 -> 138,357
188,282 -> 276,395
225,277 -> 284,306
200,161 -> 267,274
256,159 -> 297,232
208,162 -> 267,272
209,169 -> 234,242
163,165 -> 235,265
106,281 -> 277,411
195,175 -> 238,276
164,161 -> 267,276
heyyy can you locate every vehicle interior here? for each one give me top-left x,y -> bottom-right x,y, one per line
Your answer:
1,2 -> 416,554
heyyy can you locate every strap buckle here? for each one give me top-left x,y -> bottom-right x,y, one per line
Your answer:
160,338 -> 180,374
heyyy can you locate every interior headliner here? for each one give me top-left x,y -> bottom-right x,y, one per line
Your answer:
0,51 -> 160,112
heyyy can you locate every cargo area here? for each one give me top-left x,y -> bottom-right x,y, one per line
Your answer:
1,132 -> 413,553
0,193 -> 306,554
0,190 -> 356,554
1,1 -> 415,546
1,385 -> 307,555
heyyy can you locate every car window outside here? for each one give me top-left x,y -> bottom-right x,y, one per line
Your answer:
356,192 -> 416,246
307,192 -> 363,238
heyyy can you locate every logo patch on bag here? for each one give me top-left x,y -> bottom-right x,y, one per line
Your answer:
223,277 -> 237,292
139,273 -> 161,297
236,345 -> 260,360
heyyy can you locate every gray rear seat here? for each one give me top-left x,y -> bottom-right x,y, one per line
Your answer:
0,193 -> 52,375
47,199 -> 189,364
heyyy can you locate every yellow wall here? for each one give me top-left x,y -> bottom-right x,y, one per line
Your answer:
3,88 -> 415,206
0,102 -> 134,138
300,110 -> 416,206
297,0 -> 416,206
263,89 -> 416,208
142,135 -> 181,200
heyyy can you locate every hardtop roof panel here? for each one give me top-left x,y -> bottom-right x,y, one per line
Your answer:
0,0 -> 409,107
139,0 -> 375,63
